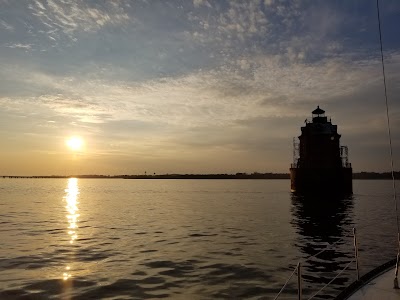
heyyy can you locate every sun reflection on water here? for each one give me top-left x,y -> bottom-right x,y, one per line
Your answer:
63,178 -> 80,281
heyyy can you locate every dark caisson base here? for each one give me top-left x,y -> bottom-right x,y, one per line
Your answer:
290,167 -> 352,195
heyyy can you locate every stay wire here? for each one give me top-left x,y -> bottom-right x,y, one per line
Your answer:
376,0 -> 399,235
273,266 -> 298,300
376,0 -> 400,285
307,259 -> 355,300
376,0 -> 400,243
273,235 -> 351,299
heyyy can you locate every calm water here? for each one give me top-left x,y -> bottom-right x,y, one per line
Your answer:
0,179 -> 398,299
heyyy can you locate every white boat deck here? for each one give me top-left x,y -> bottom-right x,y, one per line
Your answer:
348,268 -> 400,300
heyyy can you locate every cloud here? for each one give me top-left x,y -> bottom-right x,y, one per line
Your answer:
193,0 -> 211,8
186,0 -> 269,54
1,0 -> 400,173
264,0 -> 273,6
182,0 -> 352,66
2,51 -> 399,136
6,43 -> 33,49
28,0 -> 131,41
0,20 -> 14,31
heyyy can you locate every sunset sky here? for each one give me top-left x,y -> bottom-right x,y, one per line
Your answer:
1,0 -> 400,175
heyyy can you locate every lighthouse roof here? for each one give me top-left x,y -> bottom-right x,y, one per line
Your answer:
312,106 -> 325,115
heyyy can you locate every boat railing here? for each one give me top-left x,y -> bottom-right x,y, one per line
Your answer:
342,162 -> 352,168
273,224 -> 397,300
290,162 -> 352,168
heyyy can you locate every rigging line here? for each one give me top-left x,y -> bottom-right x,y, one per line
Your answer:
274,235 -> 352,299
303,235 -> 351,262
273,265 -> 297,300
307,259 -> 354,300
376,0 -> 399,234
376,0 -> 400,288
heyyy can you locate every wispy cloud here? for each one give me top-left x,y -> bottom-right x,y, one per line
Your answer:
193,0 -> 211,9
6,43 -> 32,49
186,0 -> 269,54
28,0 -> 131,41
0,20 -> 14,31
1,0 -> 400,174
2,51 -> 399,129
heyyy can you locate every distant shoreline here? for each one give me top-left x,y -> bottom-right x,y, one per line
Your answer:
1,172 -> 399,180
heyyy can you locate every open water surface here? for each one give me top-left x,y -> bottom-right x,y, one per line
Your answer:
0,179 -> 398,299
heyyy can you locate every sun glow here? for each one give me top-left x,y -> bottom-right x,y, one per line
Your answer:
66,136 -> 84,151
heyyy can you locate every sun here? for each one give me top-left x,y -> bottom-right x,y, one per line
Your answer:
66,136 -> 84,151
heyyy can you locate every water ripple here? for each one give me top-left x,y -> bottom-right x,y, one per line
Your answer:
0,179 -> 397,299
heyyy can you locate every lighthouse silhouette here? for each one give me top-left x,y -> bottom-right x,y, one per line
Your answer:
290,107 -> 352,194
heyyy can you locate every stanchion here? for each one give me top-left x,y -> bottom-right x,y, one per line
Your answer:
353,228 -> 360,281
297,262 -> 302,300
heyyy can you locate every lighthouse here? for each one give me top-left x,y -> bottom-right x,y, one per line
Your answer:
290,107 -> 352,194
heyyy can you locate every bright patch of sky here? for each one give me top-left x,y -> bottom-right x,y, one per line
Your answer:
0,0 -> 399,175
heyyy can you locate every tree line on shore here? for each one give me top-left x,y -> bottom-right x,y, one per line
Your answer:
2,172 -> 400,179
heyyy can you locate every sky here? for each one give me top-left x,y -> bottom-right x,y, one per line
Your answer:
0,0 -> 400,175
